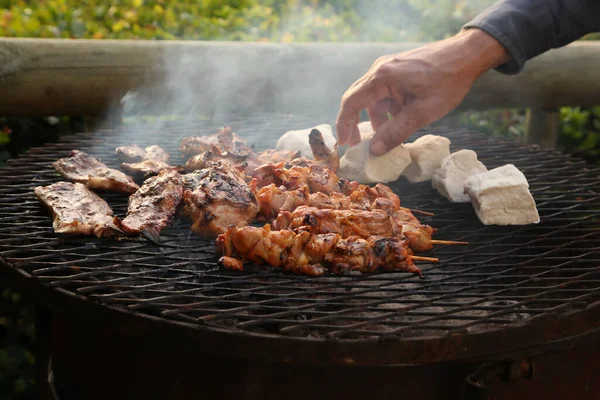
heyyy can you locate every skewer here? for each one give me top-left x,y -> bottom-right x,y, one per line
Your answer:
430,240 -> 469,246
410,256 -> 439,263
405,208 -> 434,217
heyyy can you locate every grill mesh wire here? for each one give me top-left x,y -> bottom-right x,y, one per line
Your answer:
1,113 -> 600,340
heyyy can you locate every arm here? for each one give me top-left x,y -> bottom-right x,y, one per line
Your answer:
464,0 -> 600,74
336,0 -> 600,156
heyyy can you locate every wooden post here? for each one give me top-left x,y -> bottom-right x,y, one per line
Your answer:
525,108 -> 561,149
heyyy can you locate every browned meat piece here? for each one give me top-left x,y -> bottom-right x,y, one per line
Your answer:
252,161 -> 341,194
53,150 -> 139,194
181,162 -> 259,237
179,126 -> 250,158
121,170 -> 184,241
255,149 -> 301,164
184,144 -> 250,172
33,181 -> 123,238
216,225 -> 421,276
308,128 -> 339,172
255,184 -> 311,221
121,159 -> 174,178
273,206 -> 402,239
116,144 -> 146,163
145,145 -> 170,162
348,183 -> 401,210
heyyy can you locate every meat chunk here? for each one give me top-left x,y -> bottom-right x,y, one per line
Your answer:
276,124 -> 336,160
121,159 -> 174,178
184,144 -> 250,172
53,150 -> 139,194
179,126 -> 249,158
432,149 -> 488,202
121,170 -> 184,240
308,128 -> 339,172
216,225 -> 421,276
116,145 -> 170,163
464,164 -> 540,225
402,135 -> 451,183
252,161 -> 341,194
33,181 -> 122,238
181,163 -> 259,237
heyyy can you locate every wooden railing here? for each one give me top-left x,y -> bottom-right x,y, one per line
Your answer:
1,38 -> 599,148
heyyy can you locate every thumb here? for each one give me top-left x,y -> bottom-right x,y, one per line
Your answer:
369,105 -> 425,156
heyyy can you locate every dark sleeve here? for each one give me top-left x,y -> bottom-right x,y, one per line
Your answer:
463,0 -> 600,74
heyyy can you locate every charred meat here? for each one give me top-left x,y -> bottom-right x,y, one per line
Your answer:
252,161 -> 341,194
181,162 -> 259,237
116,144 -> 170,163
121,159 -> 174,178
216,225 -> 421,276
53,150 -> 139,194
179,126 -> 250,158
34,181 -> 122,238
121,170 -> 184,241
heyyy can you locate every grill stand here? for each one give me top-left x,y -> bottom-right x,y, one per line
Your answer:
36,311 -> 600,400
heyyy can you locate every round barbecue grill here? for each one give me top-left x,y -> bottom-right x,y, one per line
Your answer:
2,114 -> 600,399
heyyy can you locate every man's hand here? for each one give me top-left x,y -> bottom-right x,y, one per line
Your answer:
335,28 -> 510,156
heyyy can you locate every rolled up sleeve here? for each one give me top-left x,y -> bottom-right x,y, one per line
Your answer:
464,0 -> 600,74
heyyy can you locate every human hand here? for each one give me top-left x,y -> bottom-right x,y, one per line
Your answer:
335,28 -> 510,156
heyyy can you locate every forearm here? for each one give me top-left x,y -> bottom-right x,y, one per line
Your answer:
464,0 -> 600,74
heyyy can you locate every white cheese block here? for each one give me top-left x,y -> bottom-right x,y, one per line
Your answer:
357,120 -> 374,138
276,124 -> 336,159
338,138 -> 412,183
464,164 -> 540,225
432,149 -> 488,202
402,135 -> 451,182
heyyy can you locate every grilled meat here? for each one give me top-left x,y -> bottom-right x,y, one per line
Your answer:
34,181 -> 122,238
121,159 -> 174,178
116,144 -> 170,163
116,144 -> 146,163
121,170 -> 184,241
53,150 -> 139,194
252,161 -> 341,194
273,206 -> 402,238
308,128 -> 339,172
184,144 -> 250,172
256,149 -> 301,164
181,162 -> 259,237
179,126 -> 250,158
216,225 -> 421,276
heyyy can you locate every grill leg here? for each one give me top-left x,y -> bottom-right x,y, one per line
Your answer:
35,306 -> 53,400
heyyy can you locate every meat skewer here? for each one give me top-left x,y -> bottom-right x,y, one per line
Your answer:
34,181 -> 123,238
216,225 -> 423,277
53,150 -> 139,194
252,160 -> 341,194
180,162 -> 259,237
121,170 -> 184,242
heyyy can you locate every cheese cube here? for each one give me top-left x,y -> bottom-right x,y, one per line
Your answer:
402,135 -> 451,182
464,164 -> 540,225
432,149 -> 488,202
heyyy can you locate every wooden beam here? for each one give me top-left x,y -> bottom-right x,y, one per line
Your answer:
525,108 -> 561,149
0,38 -> 599,118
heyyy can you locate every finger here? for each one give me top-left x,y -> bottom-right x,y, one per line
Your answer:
348,122 -> 362,146
336,81 -> 387,146
369,103 -> 427,156
367,99 -> 392,131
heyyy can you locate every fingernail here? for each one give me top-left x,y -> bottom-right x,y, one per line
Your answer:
370,141 -> 388,156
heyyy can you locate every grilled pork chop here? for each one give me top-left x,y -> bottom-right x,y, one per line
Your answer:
181,162 -> 259,237
121,170 -> 184,241
34,181 -> 123,238
53,150 -> 139,194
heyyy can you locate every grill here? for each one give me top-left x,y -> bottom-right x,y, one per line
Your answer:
2,113 -> 600,374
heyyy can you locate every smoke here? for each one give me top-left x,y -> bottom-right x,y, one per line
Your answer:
105,0 -> 496,144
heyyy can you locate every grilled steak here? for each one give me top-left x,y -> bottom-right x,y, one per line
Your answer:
121,170 -> 184,241
53,150 -> 139,194
181,162 -> 259,237
34,181 -> 123,238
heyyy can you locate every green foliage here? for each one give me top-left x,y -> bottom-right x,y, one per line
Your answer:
558,107 -> 600,164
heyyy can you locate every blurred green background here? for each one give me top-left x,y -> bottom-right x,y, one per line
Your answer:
0,1 -> 598,398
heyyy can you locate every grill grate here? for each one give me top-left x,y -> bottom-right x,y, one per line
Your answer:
2,114 -> 600,361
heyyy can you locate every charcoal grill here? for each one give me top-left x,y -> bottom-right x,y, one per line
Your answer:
2,113 -> 600,399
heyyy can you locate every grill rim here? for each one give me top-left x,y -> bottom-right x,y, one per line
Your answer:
3,118 -> 600,366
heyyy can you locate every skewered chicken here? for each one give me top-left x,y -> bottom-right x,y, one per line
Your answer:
180,162 -> 259,237
216,224 -> 422,277
252,161 -> 341,194
308,128 -> 339,172
180,126 -> 250,158
53,150 -> 139,194
121,170 -> 184,241
34,181 -> 123,238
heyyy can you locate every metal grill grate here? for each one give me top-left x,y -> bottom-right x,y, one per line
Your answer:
2,114 -> 600,364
